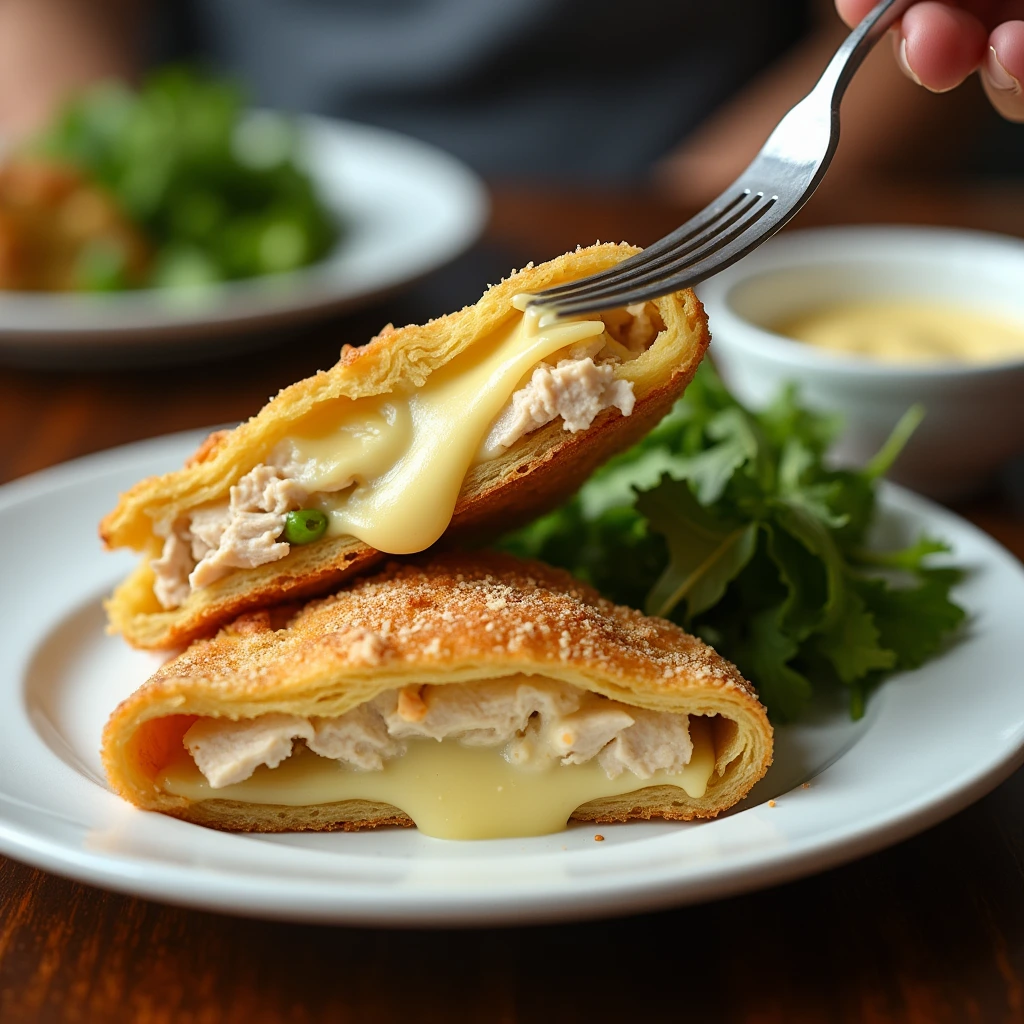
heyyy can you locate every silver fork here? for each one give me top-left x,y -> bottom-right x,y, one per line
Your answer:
526,0 -> 916,319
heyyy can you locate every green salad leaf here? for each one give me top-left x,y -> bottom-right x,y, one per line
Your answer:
33,67 -> 338,289
500,362 -> 965,721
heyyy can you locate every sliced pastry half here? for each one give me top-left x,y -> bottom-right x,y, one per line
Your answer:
100,243 -> 710,649
102,554 -> 773,839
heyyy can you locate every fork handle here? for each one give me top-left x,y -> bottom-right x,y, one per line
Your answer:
817,0 -> 918,104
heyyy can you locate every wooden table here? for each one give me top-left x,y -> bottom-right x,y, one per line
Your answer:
1,183 -> 1023,1023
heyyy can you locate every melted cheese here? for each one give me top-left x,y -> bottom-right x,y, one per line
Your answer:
159,716 -> 717,840
279,307 -> 605,554
776,301 -> 1024,364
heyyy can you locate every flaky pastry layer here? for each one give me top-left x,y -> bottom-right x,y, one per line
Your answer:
102,553 -> 773,833
101,242 -> 710,649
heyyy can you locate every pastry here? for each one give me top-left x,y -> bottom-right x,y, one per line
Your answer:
102,554 -> 773,839
100,243 -> 710,649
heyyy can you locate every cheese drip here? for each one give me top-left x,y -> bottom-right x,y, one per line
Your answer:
276,308 -> 606,554
159,717 -> 717,840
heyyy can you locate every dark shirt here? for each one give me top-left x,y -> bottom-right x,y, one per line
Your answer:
159,0 -> 810,184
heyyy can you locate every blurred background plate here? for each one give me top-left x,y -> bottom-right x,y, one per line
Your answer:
0,116 -> 488,363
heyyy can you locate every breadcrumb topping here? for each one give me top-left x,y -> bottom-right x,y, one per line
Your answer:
154,553 -> 758,707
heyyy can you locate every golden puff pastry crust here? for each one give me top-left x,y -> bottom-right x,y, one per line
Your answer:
101,242 -> 710,650
102,553 -> 773,833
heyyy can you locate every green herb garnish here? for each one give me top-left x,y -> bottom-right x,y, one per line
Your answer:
500,363 -> 965,721
34,67 -> 339,288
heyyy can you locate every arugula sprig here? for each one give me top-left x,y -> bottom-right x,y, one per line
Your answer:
501,363 -> 965,721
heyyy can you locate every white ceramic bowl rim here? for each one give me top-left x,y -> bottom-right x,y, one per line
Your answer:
699,225 -> 1024,379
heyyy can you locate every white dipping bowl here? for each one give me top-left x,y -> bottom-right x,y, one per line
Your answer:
699,226 -> 1024,500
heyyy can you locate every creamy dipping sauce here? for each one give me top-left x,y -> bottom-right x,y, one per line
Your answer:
774,301 -> 1024,364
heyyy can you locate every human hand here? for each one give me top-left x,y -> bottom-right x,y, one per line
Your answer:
836,1 -> 1024,121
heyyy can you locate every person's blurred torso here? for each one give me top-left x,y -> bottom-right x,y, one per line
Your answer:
159,0 -> 809,184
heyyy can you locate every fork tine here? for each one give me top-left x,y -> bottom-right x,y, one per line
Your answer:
529,188 -> 754,303
524,0 -> 917,315
547,197 -> 785,318
542,192 -> 777,313
530,0 -> 917,318
540,191 -> 768,305
533,191 -> 758,305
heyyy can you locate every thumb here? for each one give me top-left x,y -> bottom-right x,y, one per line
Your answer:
981,22 -> 1024,123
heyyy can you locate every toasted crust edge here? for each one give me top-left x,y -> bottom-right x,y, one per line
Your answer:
149,789 -> 736,834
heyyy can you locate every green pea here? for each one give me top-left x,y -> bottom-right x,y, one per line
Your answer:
283,509 -> 328,545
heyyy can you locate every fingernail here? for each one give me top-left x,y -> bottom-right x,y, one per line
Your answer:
985,46 -> 1021,94
897,37 -> 923,86
897,35 -> 958,93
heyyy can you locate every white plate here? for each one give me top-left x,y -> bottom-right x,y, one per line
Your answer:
2,432 -> 1023,927
0,117 -> 488,354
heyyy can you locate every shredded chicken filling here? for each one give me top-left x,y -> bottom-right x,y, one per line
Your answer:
480,335 -> 636,455
182,677 -> 694,789
151,302 -> 658,609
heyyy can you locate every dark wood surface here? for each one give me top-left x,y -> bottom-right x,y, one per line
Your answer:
1,183 -> 1023,1024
